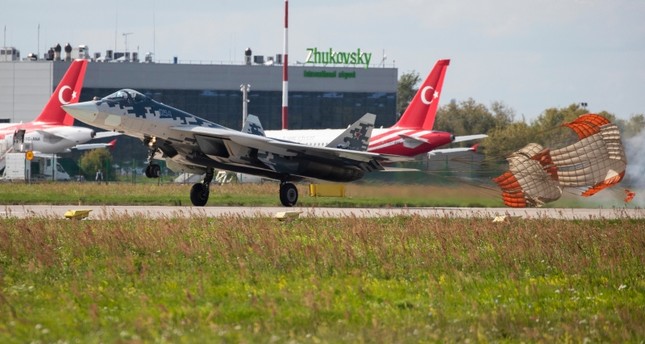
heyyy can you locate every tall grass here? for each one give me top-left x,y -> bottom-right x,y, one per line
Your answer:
0,181 -> 632,208
1,215 -> 643,342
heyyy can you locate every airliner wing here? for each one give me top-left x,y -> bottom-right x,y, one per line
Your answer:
94,131 -> 122,139
428,143 -> 480,156
72,139 -> 117,151
453,134 -> 487,143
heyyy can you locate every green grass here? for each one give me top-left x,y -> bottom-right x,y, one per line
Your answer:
1,215 -> 644,342
0,181 -> 631,208
0,181 -> 502,207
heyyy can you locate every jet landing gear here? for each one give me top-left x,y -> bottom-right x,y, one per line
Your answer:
279,182 -> 298,207
190,168 -> 214,206
144,136 -> 161,178
145,164 -> 161,178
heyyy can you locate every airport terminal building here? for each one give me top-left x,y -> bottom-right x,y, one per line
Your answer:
0,46 -> 398,131
1,46 -> 486,181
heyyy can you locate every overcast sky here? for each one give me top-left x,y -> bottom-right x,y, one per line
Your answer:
3,0 -> 644,121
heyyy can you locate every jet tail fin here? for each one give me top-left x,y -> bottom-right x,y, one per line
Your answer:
36,59 -> 88,125
393,59 -> 450,130
242,114 -> 266,136
326,113 -> 375,151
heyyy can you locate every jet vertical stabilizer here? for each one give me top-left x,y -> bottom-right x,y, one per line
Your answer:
326,113 -> 375,151
242,115 -> 266,136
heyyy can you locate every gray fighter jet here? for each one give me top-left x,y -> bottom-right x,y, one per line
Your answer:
63,89 -> 409,206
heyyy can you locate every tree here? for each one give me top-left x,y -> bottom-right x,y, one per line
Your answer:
490,101 -> 515,128
78,149 -> 114,181
396,71 -> 421,116
435,98 -> 515,145
618,114 -> 645,138
482,122 -> 538,160
530,104 -> 606,149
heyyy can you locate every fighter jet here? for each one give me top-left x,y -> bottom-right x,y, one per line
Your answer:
63,89 -> 410,206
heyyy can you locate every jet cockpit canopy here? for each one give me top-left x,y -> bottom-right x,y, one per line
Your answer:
103,89 -> 147,103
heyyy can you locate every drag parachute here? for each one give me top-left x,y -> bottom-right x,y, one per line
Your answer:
493,114 -> 628,207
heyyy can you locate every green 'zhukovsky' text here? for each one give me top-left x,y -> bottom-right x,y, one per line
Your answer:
305,48 -> 372,69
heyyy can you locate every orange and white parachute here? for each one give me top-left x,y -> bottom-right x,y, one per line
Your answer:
493,114 -> 628,207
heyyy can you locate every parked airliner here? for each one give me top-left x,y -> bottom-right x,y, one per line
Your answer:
266,59 -> 486,157
0,59 -> 119,170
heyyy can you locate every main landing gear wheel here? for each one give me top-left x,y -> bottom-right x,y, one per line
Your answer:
279,182 -> 298,207
190,183 -> 209,206
144,164 -> 161,178
190,167 -> 215,207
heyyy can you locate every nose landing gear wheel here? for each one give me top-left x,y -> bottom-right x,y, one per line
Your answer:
144,164 -> 161,178
279,182 -> 298,207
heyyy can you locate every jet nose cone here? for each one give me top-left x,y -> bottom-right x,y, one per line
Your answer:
62,102 -> 98,124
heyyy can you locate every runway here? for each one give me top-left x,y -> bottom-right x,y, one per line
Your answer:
1,205 -> 643,220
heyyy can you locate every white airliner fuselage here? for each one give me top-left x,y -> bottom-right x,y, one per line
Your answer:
0,123 -> 96,154
265,59 -> 486,157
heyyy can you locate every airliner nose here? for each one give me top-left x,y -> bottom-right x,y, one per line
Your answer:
62,102 -> 98,124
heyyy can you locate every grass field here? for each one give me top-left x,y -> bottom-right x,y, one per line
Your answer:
0,181 -> 642,342
0,215 -> 643,342
0,180 -> 633,208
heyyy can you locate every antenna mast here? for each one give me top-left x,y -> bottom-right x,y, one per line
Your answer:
123,32 -> 133,52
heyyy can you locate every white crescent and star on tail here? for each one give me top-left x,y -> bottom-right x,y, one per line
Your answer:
58,85 -> 77,105
420,86 -> 439,105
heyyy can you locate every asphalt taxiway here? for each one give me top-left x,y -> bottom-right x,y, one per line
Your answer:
1,205 -> 643,220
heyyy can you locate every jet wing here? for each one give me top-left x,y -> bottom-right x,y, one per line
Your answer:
171,125 -> 411,165
170,112 -> 412,174
266,138 -> 411,163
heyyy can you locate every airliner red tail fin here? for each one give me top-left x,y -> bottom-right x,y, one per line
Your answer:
34,59 -> 88,125
393,59 -> 449,130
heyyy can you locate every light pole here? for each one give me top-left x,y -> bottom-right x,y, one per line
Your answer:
240,84 -> 250,127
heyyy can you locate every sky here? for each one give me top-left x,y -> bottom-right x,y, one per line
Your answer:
2,0 -> 644,121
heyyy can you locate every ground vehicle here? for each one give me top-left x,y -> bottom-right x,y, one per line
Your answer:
2,153 -> 71,181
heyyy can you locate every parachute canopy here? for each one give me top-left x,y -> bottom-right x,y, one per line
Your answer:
494,114 -> 627,207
